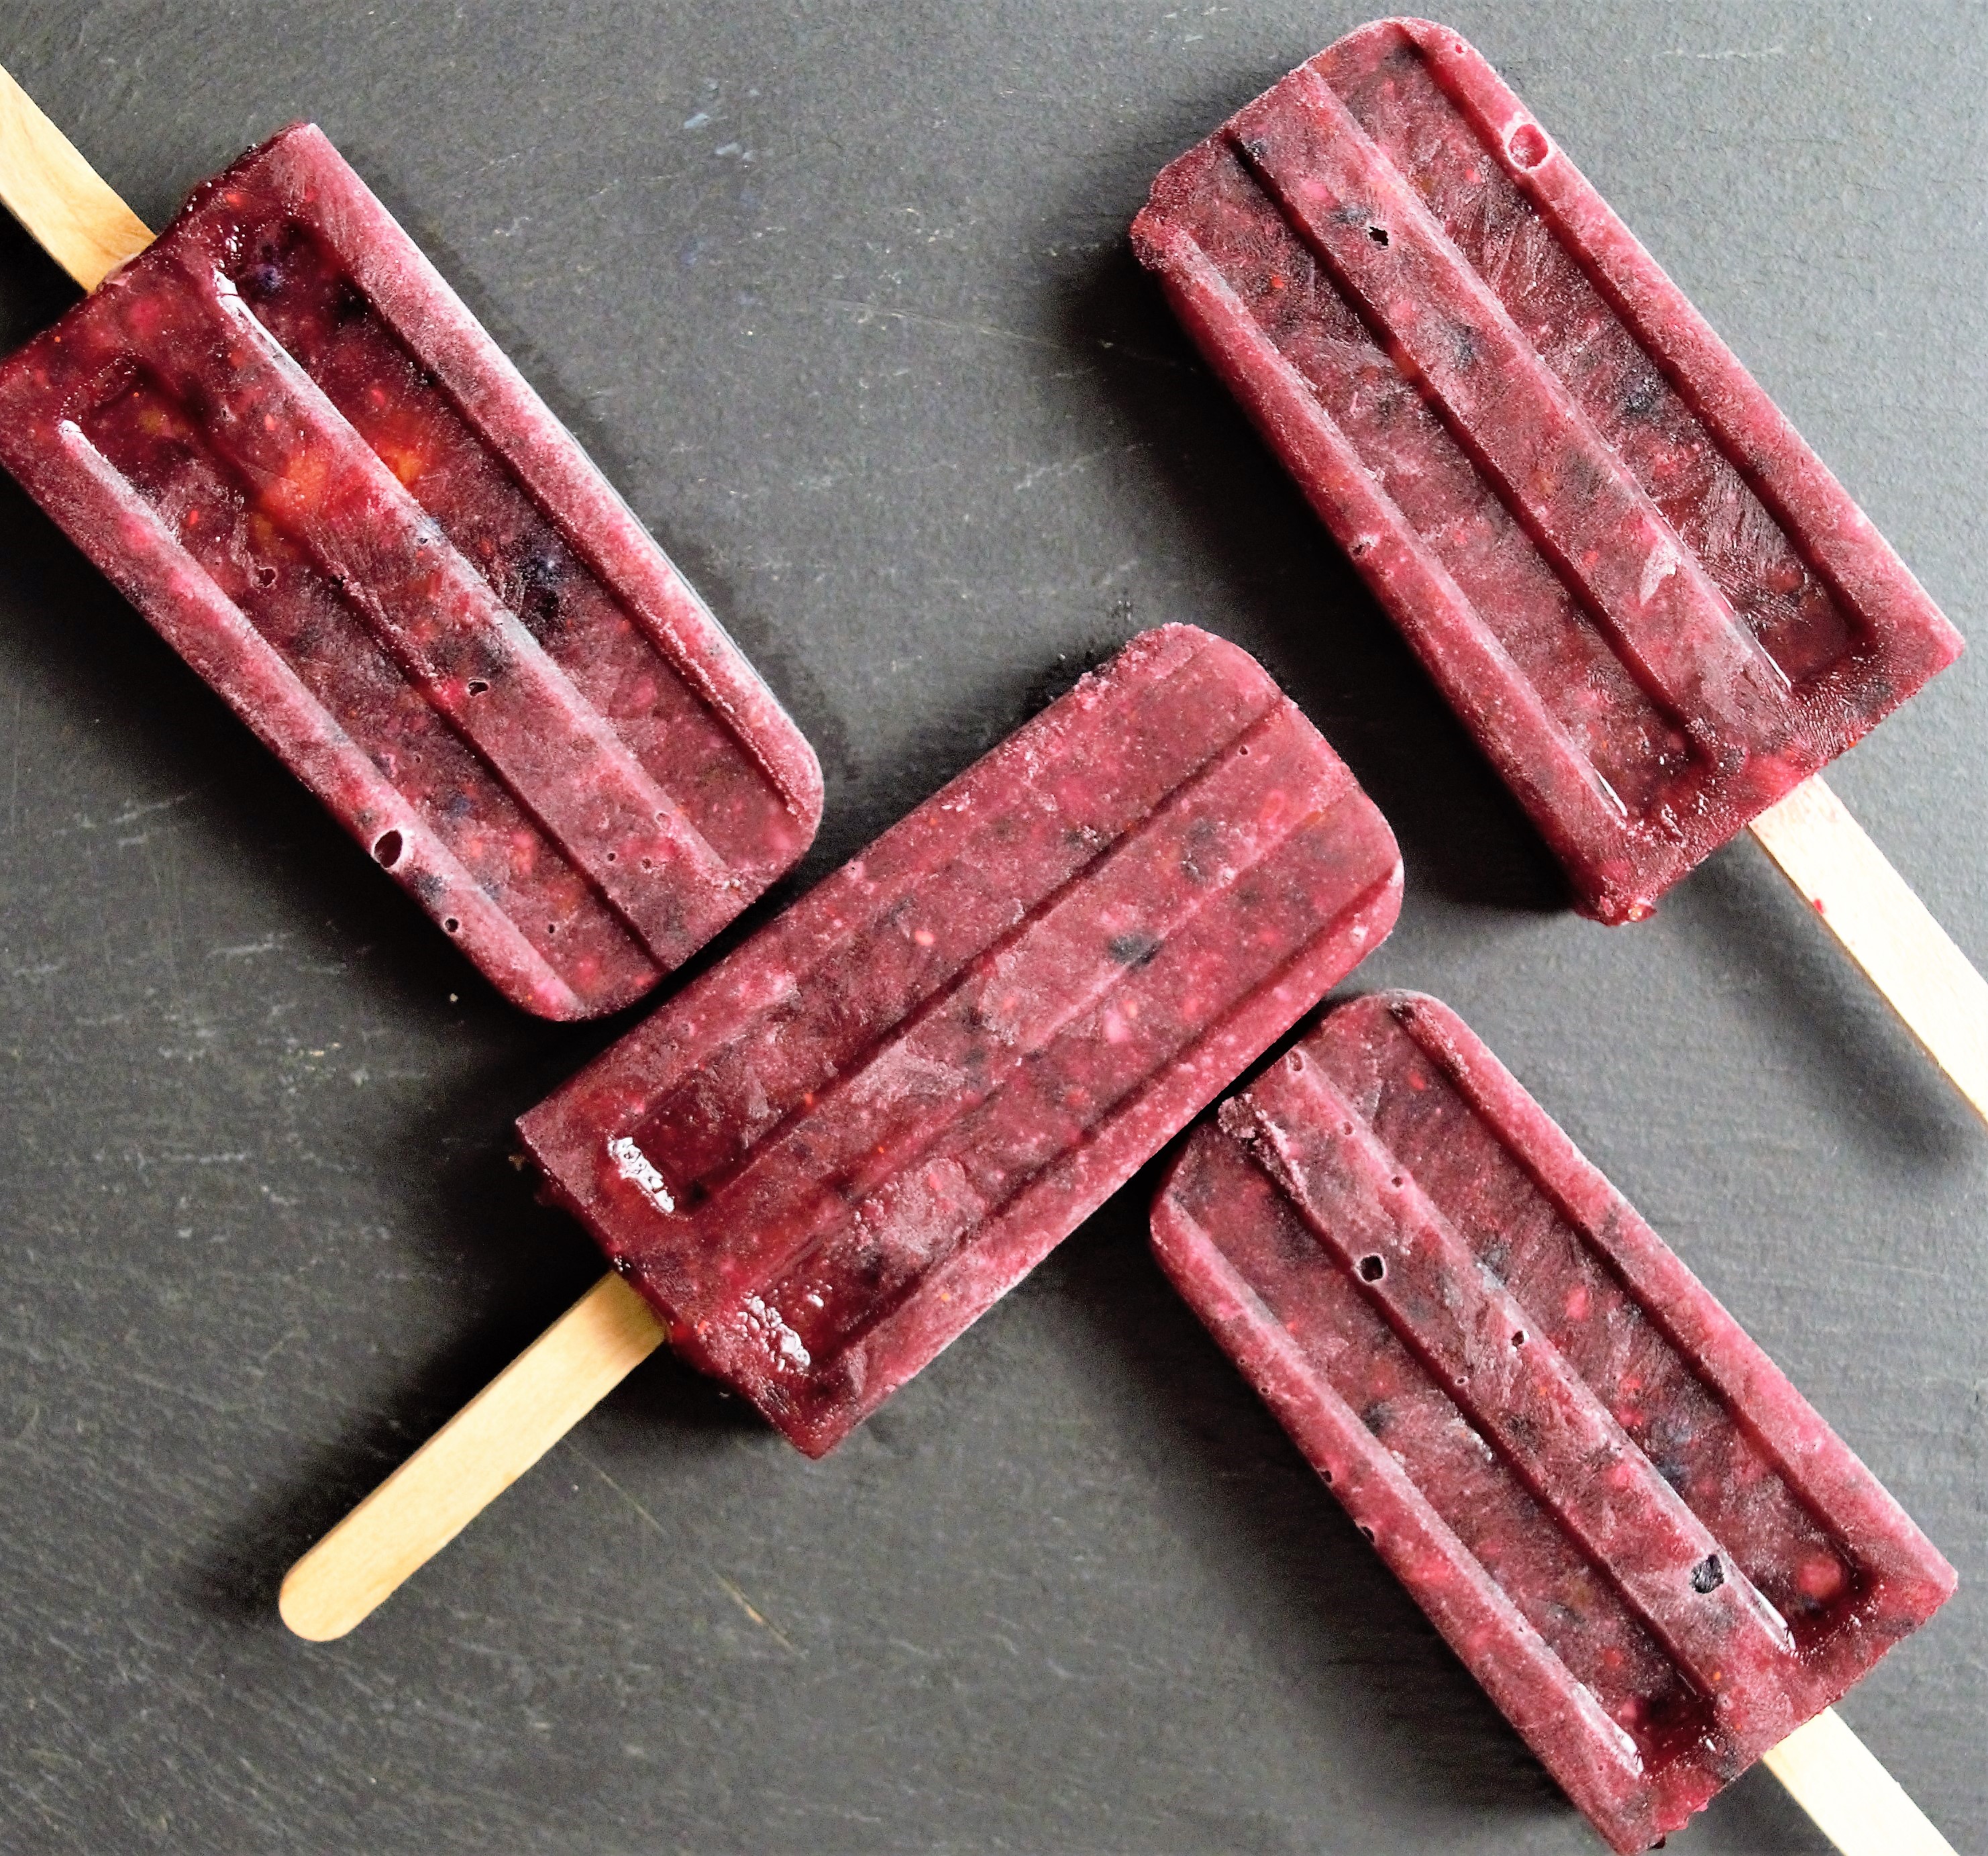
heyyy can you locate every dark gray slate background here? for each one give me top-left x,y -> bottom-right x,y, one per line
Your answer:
1,2 -> 1982,1851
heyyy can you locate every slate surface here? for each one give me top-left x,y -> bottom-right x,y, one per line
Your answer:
0,3 -> 1981,1851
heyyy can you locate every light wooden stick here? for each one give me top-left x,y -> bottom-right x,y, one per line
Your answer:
1749,774 -> 1988,1123
278,1272 -> 665,1641
1762,1707 -> 1958,1856
0,63 -> 151,288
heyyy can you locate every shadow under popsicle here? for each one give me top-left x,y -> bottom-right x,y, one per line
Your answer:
182,1039 -> 776,1627
1663,842 -> 1975,1172
0,192 -> 76,348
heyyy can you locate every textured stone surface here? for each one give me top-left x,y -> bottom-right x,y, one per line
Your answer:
0,3 -> 1982,1851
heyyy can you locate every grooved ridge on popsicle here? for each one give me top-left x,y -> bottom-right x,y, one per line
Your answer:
1133,18 -> 1960,923
0,123 -> 822,1017
521,626 -> 1405,1455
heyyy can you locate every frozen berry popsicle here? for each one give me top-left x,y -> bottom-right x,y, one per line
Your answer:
280,626 -> 1404,1636
0,95 -> 820,1019
1134,19 -> 1988,1120
1153,992 -> 1957,1854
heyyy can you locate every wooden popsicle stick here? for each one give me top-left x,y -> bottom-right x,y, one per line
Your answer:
1763,1707 -> 1958,1856
1749,774 -> 1988,1124
0,62 -> 152,289
278,1272 -> 665,1641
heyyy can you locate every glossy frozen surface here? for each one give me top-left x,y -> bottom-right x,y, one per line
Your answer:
1153,991 -> 1955,1851
0,124 -> 821,1017
1134,18 -> 1963,923
522,626 -> 1402,1455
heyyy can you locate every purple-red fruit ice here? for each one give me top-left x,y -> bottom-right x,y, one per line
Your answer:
521,626 -> 1402,1456
1153,991 -> 1954,1851
1134,19 -> 1961,923
0,124 -> 821,1017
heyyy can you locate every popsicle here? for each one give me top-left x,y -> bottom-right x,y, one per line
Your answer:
0,78 -> 821,1019
1132,19 -> 1988,1120
279,624 -> 1404,1635
1152,991 -> 1958,1854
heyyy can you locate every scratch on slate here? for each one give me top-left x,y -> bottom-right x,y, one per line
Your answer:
1012,445 -> 1125,493
713,1573 -> 801,1655
1666,44 -> 1785,60
124,1369 -> 240,1415
574,1449 -> 800,1653
575,1448 -> 675,1544
816,297 -> 1183,372
818,296 -> 1060,352
211,935 -> 286,961
256,1327 -> 305,1368
1850,1256 -> 1952,1284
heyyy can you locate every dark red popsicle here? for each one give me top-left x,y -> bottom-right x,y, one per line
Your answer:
522,625 -> 1403,1456
0,123 -> 821,1017
1133,19 -> 1962,924
1152,992 -> 1955,1851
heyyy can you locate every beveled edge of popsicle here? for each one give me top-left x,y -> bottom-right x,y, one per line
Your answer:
1129,17 -> 1965,925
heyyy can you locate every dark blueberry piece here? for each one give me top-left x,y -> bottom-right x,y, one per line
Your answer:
1106,931 -> 1162,967
1620,370 -> 1665,421
517,546 -> 568,634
